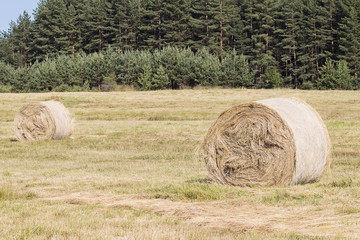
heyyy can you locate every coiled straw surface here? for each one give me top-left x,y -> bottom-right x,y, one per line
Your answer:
14,101 -> 72,141
202,98 -> 331,186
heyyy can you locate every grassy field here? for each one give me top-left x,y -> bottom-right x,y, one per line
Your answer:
0,89 -> 359,239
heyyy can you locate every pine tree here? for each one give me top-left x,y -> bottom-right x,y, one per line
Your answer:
64,2 -> 82,55
102,0 -> 117,48
12,66 -> 30,91
127,0 -> 144,50
238,0 -> 255,58
222,0 -> 242,51
30,0 -> 83,60
275,0 -> 304,88
241,0 -> 279,86
110,0 -> 131,50
152,64 -> 170,89
50,0 -> 71,55
138,0 -> 163,50
28,57 -> 61,91
83,0 -> 108,52
10,11 -> 32,67
137,64 -> 153,90
193,47 -> 221,86
221,49 -> 254,87
317,59 -> 355,89
30,0 -> 55,61
0,61 -> 14,86
0,32 -> 12,64
213,0 -> 241,61
338,6 -> 360,77
81,51 -> 109,89
4,21 -> 17,66
115,50 -> 139,85
297,0 -> 334,84
188,0 -> 217,51
69,0 -> 89,52
161,0 -> 191,48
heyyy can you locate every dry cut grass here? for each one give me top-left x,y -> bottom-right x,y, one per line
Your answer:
0,89 -> 360,239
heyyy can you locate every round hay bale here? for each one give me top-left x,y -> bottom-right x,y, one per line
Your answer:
14,101 -> 72,141
202,97 -> 331,186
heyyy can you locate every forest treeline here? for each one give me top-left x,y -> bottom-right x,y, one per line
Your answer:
0,0 -> 359,91
0,47 -> 254,92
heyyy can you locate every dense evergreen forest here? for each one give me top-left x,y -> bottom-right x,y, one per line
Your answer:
0,0 -> 360,91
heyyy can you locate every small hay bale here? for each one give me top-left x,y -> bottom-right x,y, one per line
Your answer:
202,97 -> 331,186
14,101 -> 72,141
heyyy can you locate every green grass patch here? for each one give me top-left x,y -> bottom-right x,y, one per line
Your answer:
323,178 -> 354,188
0,186 -> 37,201
146,181 -> 249,201
261,189 -> 323,206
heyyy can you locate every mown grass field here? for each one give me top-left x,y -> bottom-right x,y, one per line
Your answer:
0,89 -> 359,239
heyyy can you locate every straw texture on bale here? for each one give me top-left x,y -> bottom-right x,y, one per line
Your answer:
14,101 -> 72,141
202,97 -> 331,186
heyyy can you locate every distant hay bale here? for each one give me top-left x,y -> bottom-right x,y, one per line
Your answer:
202,97 -> 331,186
14,101 -> 72,141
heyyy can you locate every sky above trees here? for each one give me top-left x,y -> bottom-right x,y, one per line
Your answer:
0,0 -> 38,32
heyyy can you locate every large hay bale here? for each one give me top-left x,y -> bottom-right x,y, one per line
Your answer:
14,101 -> 72,141
202,97 -> 331,186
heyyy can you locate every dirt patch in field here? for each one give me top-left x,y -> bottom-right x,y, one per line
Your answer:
38,190 -> 360,238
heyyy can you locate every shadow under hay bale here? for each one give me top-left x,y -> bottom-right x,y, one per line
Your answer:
202,97 -> 331,187
14,101 -> 72,141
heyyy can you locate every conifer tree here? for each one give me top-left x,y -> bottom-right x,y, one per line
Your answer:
65,2 -> 82,54
0,32 -> 11,64
127,0 -> 144,50
50,0 -> 71,55
222,0 -> 242,51
152,64 -> 170,89
162,0 -> 191,48
317,59 -> 355,89
83,0 -> 108,52
10,11 -> 32,67
137,64 -> 153,89
275,0 -> 304,87
297,0 -> 334,83
0,61 -> 14,86
338,7 -> 360,77
213,0 -> 241,61
241,0 -> 278,85
138,0 -> 163,50
110,0 -> 131,50
69,0 -> 89,52
221,49 -> 254,87
188,0 -> 217,51
30,0 -> 55,61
